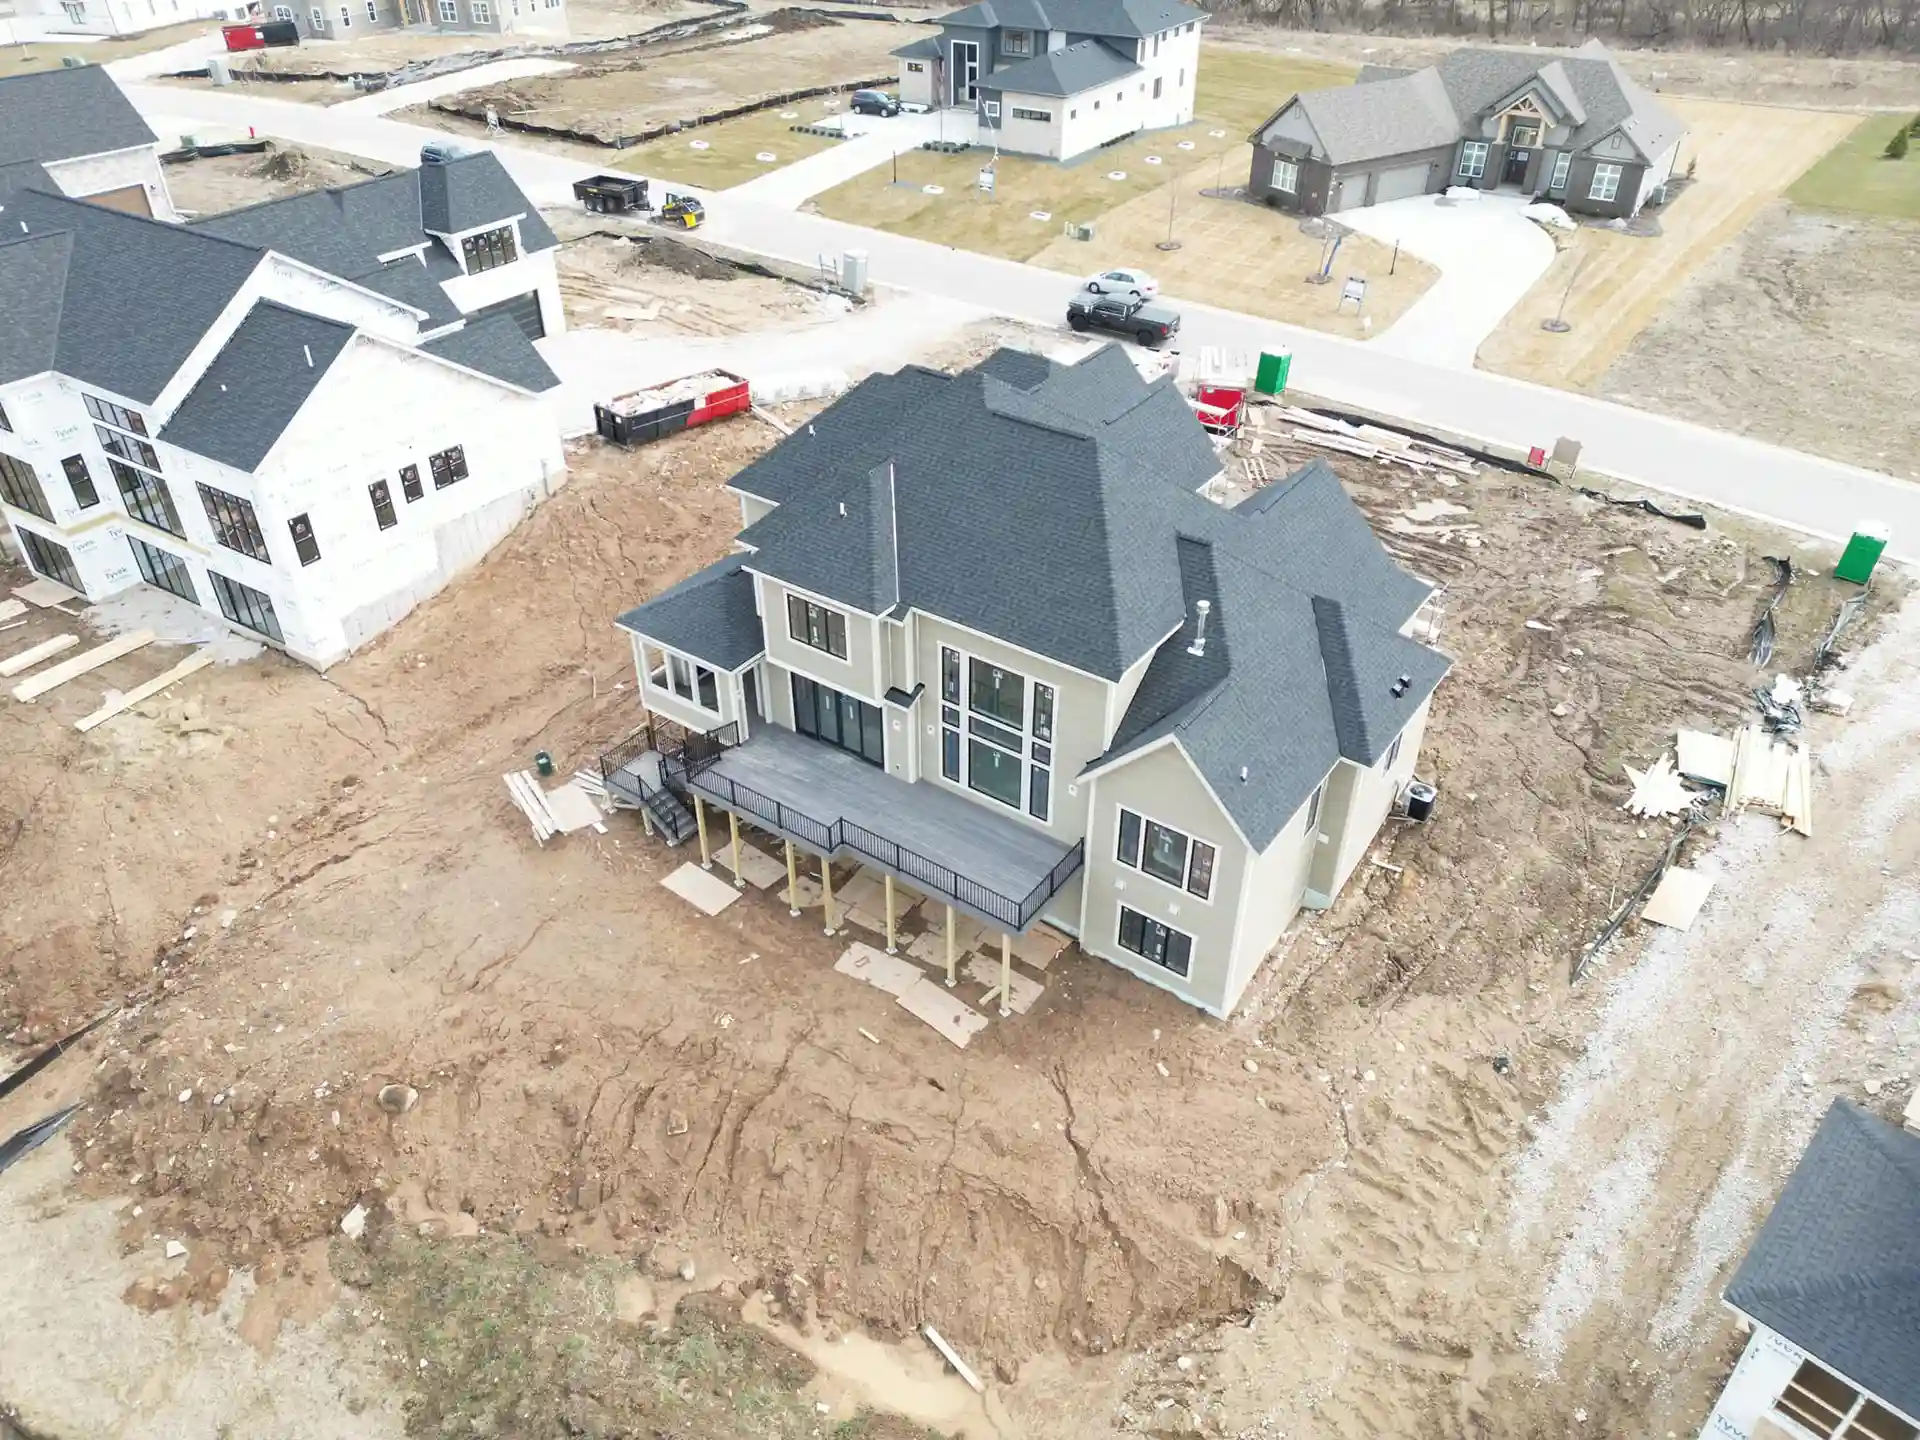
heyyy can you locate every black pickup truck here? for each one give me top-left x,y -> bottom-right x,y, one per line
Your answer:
1066,293 -> 1181,348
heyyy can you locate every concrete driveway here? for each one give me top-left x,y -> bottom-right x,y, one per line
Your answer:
1334,191 -> 1557,370
724,109 -> 977,211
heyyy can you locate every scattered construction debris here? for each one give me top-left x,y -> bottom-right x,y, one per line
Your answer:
1811,585 -> 1870,673
660,861 -> 742,917
1283,406 -> 1476,475
1728,726 -> 1812,834
923,1324 -> 985,1393
1622,753 -> 1698,818
1576,814 -> 1702,981
1754,673 -> 1805,735
75,650 -> 215,731
503,770 -> 608,845
1641,866 -> 1716,931
1676,729 -> 1736,787
11,630 -> 154,702
1748,556 -> 1793,665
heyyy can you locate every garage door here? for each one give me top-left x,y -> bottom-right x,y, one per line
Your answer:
1372,163 -> 1430,204
1328,174 -> 1361,212
469,291 -> 545,342
86,184 -> 152,217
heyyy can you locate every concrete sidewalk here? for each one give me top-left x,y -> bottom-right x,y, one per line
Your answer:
1334,192 -> 1557,369
723,110 -> 975,210
332,57 -> 576,115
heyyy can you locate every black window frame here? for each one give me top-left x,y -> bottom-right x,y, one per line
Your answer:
83,393 -> 148,437
968,657 -> 1024,728
208,570 -> 284,644
786,593 -> 849,660
368,480 -> 398,530
399,464 -> 423,502
1116,807 -> 1214,901
1117,906 -> 1193,979
196,482 -> 270,562
61,455 -> 99,510
460,225 -> 519,275
429,445 -> 468,490
0,451 -> 52,521
112,459 -> 185,537
94,425 -> 161,473
19,529 -> 81,592
289,513 -> 320,566
0,399 -> 10,432
127,534 -> 197,604
791,672 -> 884,767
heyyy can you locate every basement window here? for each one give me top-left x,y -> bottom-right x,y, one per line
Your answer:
429,445 -> 468,489
461,225 -> 518,275
1118,906 -> 1193,979
289,513 -> 320,566
399,463 -> 423,502
369,479 -> 398,530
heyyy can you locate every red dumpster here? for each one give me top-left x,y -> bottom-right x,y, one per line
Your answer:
222,22 -> 266,49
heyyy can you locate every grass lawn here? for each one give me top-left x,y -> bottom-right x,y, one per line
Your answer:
0,20 -> 213,77
1787,112 -> 1920,218
809,46 -> 1354,264
616,103 -> 846,192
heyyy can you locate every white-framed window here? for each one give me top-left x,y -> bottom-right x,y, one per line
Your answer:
272,3 -> 292,16
905,60 -> 924,72
1010,106 -> 1050,122
643,643 -> 720,713
1116,808 -> 1216,901
982,100 -> 1000,119
337,3 -> 349,24
1548,150 -> 1571,193
1590,162 -> 1623,202
436,0 -> 455,18
1118,906 -> 1194,978
471,0 -> 490,20
1272,158 -> 1298,193
309,5 -> 321,23
1457,141 -> 1489,180
938,645 -> 1054,821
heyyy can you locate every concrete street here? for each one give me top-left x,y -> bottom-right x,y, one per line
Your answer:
122,79 -> 1920,563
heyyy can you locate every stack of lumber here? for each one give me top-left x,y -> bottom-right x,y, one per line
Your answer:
504,772 -> 609,846
1284,409 -> 1476,475
1727,726 -> 1812,835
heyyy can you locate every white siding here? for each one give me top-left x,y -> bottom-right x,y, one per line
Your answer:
435,225 -> 566,339
1635,139 -> 1680,211
40,145 -> 177,221
994,93 -> 1064,159
898,59 -> 935,109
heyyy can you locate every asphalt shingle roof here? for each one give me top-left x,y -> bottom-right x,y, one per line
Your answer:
421,312 -> 561,394
157,302 -> 355,472
937,0 -> 1203,38
0,65 -> 157,168
616,554 -> 764,671
1724,1100 -> 1920,1422
1260,40 -> 1683,167
986,38 -> 1138,97
891,32 -> 942,58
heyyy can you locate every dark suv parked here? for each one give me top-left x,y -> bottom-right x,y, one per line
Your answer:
1066,293 -> 1181,348
849,89 -> 901,116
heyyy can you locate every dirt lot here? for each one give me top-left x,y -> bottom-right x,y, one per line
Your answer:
162,142 -> 397,215
443,11 -> 912,142
3,317 -> 1910,1437
1476,97 -> 1860,389
1595,201 -> 1920,481
610,98 -> 844,189
555,224 -> 857,334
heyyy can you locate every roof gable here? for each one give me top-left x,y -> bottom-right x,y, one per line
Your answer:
935,0 -> 1202,37
419,311 -> 561,393
616,554 -> 765,671
1725,1100 -> 1920,1421
0,65 -> 156,169
987,38 -> 1139,97
157,301 -> 355,472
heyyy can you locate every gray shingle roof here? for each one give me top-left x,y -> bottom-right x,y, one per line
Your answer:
936,0 -> 1203,38
157,302 -> 354,472
892,32 -> 942,59
421,312 -> 560,393
1725,1099 -> 1920,1421
361,257 -> 465,330
732,344 -> 1218,681
0,65 -> 157,168
615,554 -> 764,671
0,230 -> 71,384
1261,40 -> 1683,167
0,160 -> 56,199
986,38 -> 1138,96
0,186 -> 262,401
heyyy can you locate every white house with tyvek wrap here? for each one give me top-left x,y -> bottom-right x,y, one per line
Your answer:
893,0 -> 1205,161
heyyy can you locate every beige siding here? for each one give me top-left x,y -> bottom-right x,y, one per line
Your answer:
1081,740 -> 1247,1016
739,494 -> 776,528
913,613 -> 1108,848
631,632 -> 739,735
1223,794 -> 1318,1007
1309,697 -> 1431,902
756,574 -> 882,701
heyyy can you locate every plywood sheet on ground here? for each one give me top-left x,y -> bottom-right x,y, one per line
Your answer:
896,976 -> 988,1048
906,929 -> 953,969
719,843 -> 788,889
1010,922 -> 1069,971
1676,729 -> 1736,786
662,862 -> 741,916
1642,867 -> 1715,930
542,781 -> 606,834
834,942 -> 923,998
12,578 -> 81,607
964,954 -> 1045,1014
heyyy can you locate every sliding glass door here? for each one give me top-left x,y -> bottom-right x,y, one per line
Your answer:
792,673 -> 885,767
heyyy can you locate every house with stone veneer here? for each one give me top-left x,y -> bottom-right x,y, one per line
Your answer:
604,345 -> 1450,1018
1248,39 -> 1685,219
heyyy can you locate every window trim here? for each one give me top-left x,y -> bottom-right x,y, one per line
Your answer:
1589,161 -> 1623,202
786,592 -> 850,660
1272,158 -> 1299,194
1457,140 -> 1489,180
1548,149 -> 1571,193
1115,805 -> 1217,902
1117,905 -> 1194,979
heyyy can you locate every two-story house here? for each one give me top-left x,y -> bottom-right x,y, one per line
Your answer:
281,0 -> 565,44
607,345 -> 1448,1019
893,0 -> 1206,162
0,144 -> 568,669
0,65 -> 177,219
1247,39 -> 1685,219
1697,1098 -> 1919,1440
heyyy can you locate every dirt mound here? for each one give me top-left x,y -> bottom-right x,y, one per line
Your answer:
622,235 -> 739,282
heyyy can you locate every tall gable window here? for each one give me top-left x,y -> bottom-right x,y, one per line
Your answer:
939,646 -> 1055,821
461,225 -> 518,274
1116,808 -> 1216,900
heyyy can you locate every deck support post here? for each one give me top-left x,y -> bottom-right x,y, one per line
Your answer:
728,812 -> 744,889
822,858 -> 837,936
694,794 -> 711,868
884,874 -> 897,954
640,804 -> 653,838
785,839 -> 800,916
999,932 -> 1012,1018
944,904 -> 957,988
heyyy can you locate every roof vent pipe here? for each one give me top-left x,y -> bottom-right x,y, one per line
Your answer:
303,344 -> 313,368
838,500 -> 848,517
1186,597 -> 1212,657
1239,765 -> 1249,782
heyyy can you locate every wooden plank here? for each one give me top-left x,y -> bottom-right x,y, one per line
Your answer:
0,634 -> 77,677
502,771 -> 558,844
0,600 -> 25,623
11,578 -> 82,608
74,650 -> 215,732
12,630 -> 154,701
922,1325 -> 984,1394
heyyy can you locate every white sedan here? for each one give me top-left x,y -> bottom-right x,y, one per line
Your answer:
1082,268 -> 1159,301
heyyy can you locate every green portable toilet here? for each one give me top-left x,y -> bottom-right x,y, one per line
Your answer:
1254,349 -> 1292,395
1834,522 -> 1889,584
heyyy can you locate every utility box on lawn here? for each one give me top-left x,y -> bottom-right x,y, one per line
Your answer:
1834,522 -> 1889,584
1254,349 -> 1292,395
573,174 -> 649,215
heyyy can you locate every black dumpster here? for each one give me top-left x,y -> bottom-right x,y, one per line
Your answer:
573,174 -> 649,215
258,19 -> 300,44
594,397 -> 694,448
